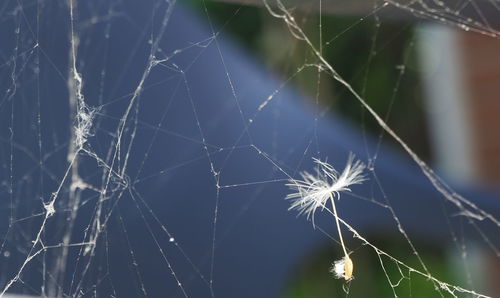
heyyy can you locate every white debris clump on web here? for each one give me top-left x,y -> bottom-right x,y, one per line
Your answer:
285,154 -> 366,225
285,154 -> 365,281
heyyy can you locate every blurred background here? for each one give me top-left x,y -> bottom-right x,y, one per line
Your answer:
187,1 -> 500,296
0,0 -> 499,297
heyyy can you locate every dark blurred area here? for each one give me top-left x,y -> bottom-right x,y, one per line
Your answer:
188,0 -> 432,162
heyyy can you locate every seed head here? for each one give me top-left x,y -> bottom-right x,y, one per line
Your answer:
285,154 -> 365,224
331,256 -> 354,280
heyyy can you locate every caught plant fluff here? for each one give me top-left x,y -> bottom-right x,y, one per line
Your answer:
286,154 -> 364,282
285,154 -> 366,224
331,256 -> 354,280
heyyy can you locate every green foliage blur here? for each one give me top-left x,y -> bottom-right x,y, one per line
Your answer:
284,235 -> 453,298
185,0 -> 432,162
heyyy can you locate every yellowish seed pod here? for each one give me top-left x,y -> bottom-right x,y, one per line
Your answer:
344,257 -> 353,280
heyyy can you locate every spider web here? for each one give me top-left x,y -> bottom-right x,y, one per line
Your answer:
0,0 -> 499,297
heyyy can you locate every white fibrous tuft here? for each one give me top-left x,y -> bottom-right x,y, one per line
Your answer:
74,104 -> 96,148
330,256 -> 354,280
285,154 -> 366,224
